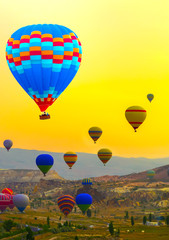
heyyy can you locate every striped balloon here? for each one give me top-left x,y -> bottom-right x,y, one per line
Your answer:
2,188 -> 13,195
125,106 -> 147,132
57,195 -> 75,216
82,178 -> 92,185
5,194 -> 15,209
147,94 -> 154,103
64,152 -> 77,169
0,194 -> 10,212
98,148 -> 112,166
88,127 -> 102,143
6,24 -> 82,116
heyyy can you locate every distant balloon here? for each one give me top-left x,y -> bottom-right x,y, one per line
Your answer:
3,140 -> 13,151
2,188 -> 13,195
13,194 -> 29,212
125,106 -> 147,132
36,154 -> 54,176
57,195 -> 75,217
98,148 -> 112,166
64,152 -> 77,169
82,178 -> 92,185
0,194 -> 10,212
147,94 -> 154,103
88,127 -> 102,143
76,193 -> 92,213
167,168 -> 169,177
147,170 -> 155,179
5,194 -> 15,209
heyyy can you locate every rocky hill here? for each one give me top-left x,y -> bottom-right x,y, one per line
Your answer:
0,169 -> 63,183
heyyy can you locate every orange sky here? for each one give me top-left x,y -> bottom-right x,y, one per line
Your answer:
1,0 -> 169,158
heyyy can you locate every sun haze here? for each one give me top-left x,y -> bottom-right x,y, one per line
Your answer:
0,0 -> 169,158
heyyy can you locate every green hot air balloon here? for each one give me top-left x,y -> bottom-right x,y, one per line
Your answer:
147,170 -> 155,179
76,193 -> 92,214
36,154 -> 54,176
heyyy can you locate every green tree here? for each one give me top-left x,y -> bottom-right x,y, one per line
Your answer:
75,236 -> 79,240
26,227 -> 34,240
166,216 -> 169,226
47,216 -> 50,227
109,221 -> 114,236
87,209 -> 92,217
131,216 -> 134,226
149,213 -> 152,222
3,220 -> 14,232
143,216 -> 147,225
125,211 -> 129,220
115,228 -> 120,237
59,216 -> 62,221
74,207 -> 77,213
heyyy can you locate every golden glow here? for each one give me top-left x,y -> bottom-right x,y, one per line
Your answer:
1,0 -> 169,158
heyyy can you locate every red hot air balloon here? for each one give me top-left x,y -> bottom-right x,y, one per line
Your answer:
2,188 -> 13,195
0,194 -> 10,212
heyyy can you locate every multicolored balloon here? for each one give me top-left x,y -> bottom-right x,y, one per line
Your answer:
6,24 -> 82,118
88,127 -> 102,143
64,152 -> 77,169
147,94 -> 154,103
98,148 -> 112,166
0,194 -> 10,212
82,178 -> 92,185
2,188 -> 13,195
36,154 -> 54,176
76,193 -> 92,213
147,170 -> 155,179
3,140 -> 13,151
57,195 -> 75,217
125,106 -> 147,132
13,194 -> 29,212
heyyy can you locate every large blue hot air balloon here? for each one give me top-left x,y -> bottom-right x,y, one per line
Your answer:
6,24 -> 82,119
36,154 -> 54,176
76,193 -> 92,213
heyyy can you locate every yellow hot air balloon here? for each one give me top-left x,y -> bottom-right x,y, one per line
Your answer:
64,152 -> 77,169
88,127 -> 102,143
98,148 -> 112,166
125,106 -> 147,132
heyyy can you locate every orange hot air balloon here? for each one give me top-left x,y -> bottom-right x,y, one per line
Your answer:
88,127 -> 102,143
97,148 -> 112,166
125,106 -> 147,132
64,152 -> 77,169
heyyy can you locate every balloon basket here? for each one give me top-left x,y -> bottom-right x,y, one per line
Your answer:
39,114 -> 50,120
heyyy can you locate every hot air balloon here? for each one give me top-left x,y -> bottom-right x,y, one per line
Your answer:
125,106 -> 147,132
2,188 -> 13,195
147,94 -> 154,103
6,24 -> 82,120
147,170 -> 155,179
36,154 -> 54,176
167,168 -> 169,177
3,140 -> 13,151
5,194 -> 15,210
13,194 -> 29,212
76,193 -> 92,214
57,195 -> 75,217
64,152 -> 77,169
88,127 -> 102,143
82,178 -> 92,185
0,194 -> 10,212
97,148 -> 112,166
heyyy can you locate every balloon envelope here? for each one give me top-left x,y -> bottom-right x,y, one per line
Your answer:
147,170 -> 155,179
0,194 -> 10,212
3,140 -> 13,151
5,194 -> 15,209
98,148 -> 112,166
2,188 -> 13,195
147,94 -> 154,103
36,154 -> 54,176
76,193 -> 92,213
13,194 -> 29,212
88,127 -> 102,143
64,152 -> 77,169
125,106 -> 147,132
82,178 -> 92,185
6,24 -> 82,113
167,168 -> 169,177
57,195 -> 75,216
